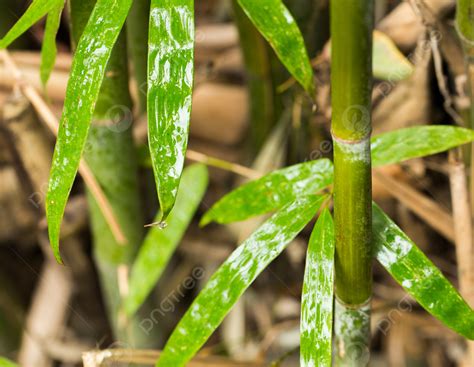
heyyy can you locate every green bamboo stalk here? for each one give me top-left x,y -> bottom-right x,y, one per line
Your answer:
126,0 -> 150,114
68,0 -> 144,343
232,1 -> 277,153
331,0 -> 374,365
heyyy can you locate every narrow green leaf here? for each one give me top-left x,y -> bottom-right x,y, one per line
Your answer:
372,126 -> 474,167
124,164 -> 208,316
373,30 -> 413,81
156,195 -> 325,367
237,0 -> 314,93
0,0 -> 63,49
373,203 -> 474,339
148,0 -> 194,222
201,159 -> 333,226
46,0 -> 133,263
0,357 -> 18,367
301,208 -> 334,367
40,2 -> 64,87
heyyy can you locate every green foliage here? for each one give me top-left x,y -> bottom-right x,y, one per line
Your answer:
236,0 -> 314,94
200,159 -> 333,225
124,164 -> 208,316
147,0 -> 194,222
40,2 -> 64,87
373,204 -> 474,339
456,0 -> 474,42
46,0 -> 133,262
372,126 -> 474,167
156,195 -> 326,367
3,0 -> 474,363
300,209 -> 334,367
0,357 -> 18,367
0,0 -> 63,48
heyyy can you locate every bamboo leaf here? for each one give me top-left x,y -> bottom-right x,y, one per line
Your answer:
0,357 -> 18,367
156,195 -> 325,367
40,2 -> 64,87
372,126 -> 474,167
148,0 -> 194,222
124,164 -> 208,317
300,208 -> 334,367
0,0 -> 63,49
373,203 -> 474,339
373,30 -> 413,81
46,0 -> 133,263
237,0 -> 314,93
200,159 -> 333,226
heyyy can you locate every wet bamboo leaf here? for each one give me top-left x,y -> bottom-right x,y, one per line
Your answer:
373,203 -> 474,339
148,0 -> 194,222
301,208 -> 334,367
156,195 -> 325,367
40,2 -> 64,87
0,357 -> 18,367
46,0 -> 133,263
373,30 -> 413,81
0,0 -> 63,48
237,0 -> 314,93
372,126 -> 474,167
124,164 -> 208,317
200,159 -> 333,226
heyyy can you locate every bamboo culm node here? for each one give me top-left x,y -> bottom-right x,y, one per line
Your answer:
331,0 -> 374,365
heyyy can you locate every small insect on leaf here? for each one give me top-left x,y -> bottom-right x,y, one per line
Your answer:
46,0 -> 133,263
147,0 -> 194,222
371,126 -> 474,167
0,0 -> 63,49
124,164 -> 208,317
301,208 -> 335,367
201,159 -> 333,226
40,1 -> 64,88
156,195 -> 326,367
373,203 -> 474,339
237,0 -> 314,94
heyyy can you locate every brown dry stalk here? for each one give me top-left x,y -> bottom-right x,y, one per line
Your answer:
448,151 -> 474,299
0,49 -> 127,245
82,349 -> 264,367
373,169 -> 455,242
448,150 -> 474,367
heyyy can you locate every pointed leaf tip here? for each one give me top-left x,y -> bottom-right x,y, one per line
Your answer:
125,164 -> 208,316
373,203 -> 474,340
148,0 -> 195,223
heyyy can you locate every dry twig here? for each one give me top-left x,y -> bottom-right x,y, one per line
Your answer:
0,49 -> 127,245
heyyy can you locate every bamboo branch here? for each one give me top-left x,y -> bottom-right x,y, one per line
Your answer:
186,149 -> 261,180
82,349 -> 265,367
